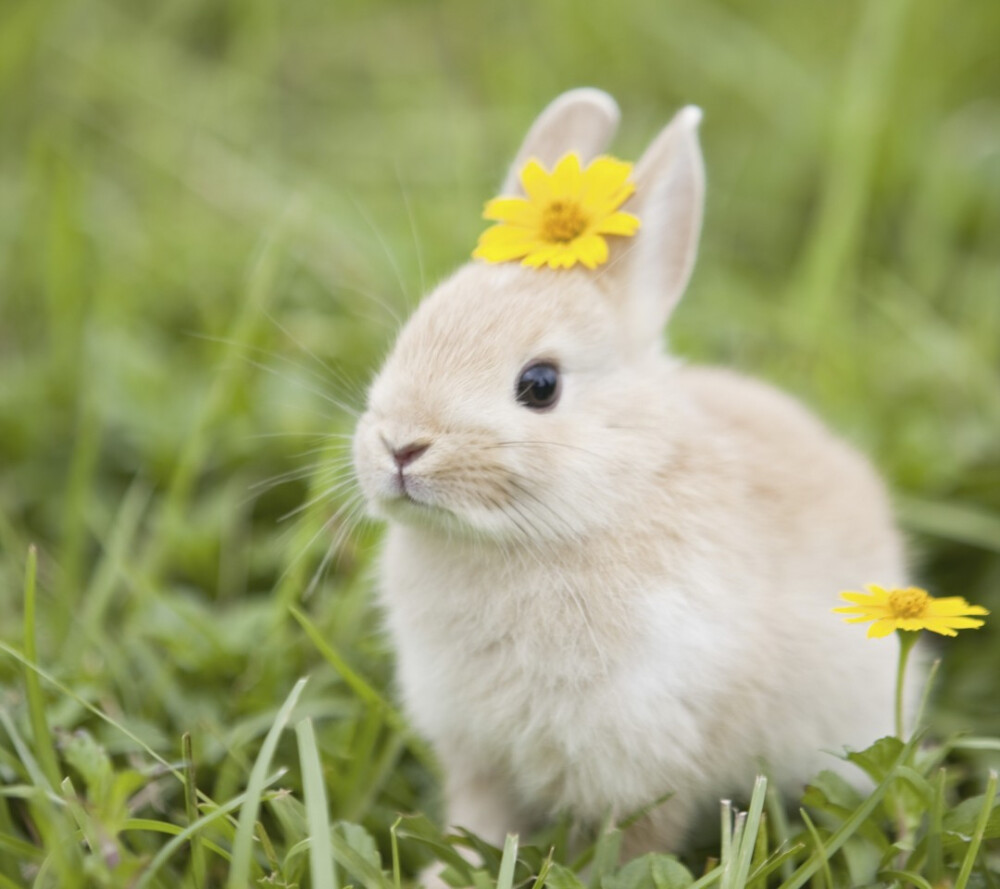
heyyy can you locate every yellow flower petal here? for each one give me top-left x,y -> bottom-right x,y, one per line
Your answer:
483,197 -> 539,226
920,622 -> 959,637
550,153 -> 582,198
473,242 -> 530,263
473,224 -> 540,262
832,606 -> 879,616
867,618 -> 900,638
839,590 -> 880,605
476,223 -> 537,246
572,235 -> 608,269
926,597 -> 989,616
896,618 -> 930,632
580,156 -> 633,206
934,617 -> 987,631
551,245 -> 583,269
520,160 -> 553,203
522,244 -> 566,269
593,211 -> 641,237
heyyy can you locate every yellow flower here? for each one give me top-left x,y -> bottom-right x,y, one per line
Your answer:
834,584 -> 989,638
472,153 -> 640,270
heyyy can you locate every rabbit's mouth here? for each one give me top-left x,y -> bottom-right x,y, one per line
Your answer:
380,470 -> 445,517
390,464 -> 428,504
378,485 -> 469,536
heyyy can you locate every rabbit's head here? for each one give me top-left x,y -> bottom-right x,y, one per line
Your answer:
353,90 -> 705,542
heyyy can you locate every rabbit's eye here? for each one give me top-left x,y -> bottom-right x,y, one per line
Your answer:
516,362 -> 561,410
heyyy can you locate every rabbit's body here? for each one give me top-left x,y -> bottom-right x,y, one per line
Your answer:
352,91 -> 905,855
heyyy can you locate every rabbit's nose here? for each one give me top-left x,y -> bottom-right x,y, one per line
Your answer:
390,441 -> 430,469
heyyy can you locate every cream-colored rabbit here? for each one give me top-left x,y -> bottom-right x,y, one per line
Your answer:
352,89 -> 905,857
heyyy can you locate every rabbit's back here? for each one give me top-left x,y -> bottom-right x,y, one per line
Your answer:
673,364 -> 904,592
663,364 -> 904,771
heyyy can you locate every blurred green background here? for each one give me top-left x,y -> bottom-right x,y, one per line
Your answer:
1,0 -> 999,882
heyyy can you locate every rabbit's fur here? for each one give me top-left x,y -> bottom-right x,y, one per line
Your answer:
352,90 -> 905,854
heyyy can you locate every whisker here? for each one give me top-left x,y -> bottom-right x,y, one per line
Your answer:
332,280 -> 404,332
190,329 -> 348,398
502,466 -> 595,533
286,445 -> 354,464
506,478 -> 571,541
595,236 -> 641,283
278,476 -> 359,523
309,496 -> 370,597
499,499 -> 535,545
303,500 -> 361,599
395,160 -> 427,297
485,439 -> 608,460
187,330 -> 361,418
311,492 -> 371,591
245,355 -> 360,418
248,431 -> 342,441
241,472 -> 344,511
263,310 -> 372,406
348,190 -> 413,309
276,490 -> 365,593
247,460 -> 347,494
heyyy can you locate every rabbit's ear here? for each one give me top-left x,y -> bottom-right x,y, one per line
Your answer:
501,89 -> 620,195
601,106 -> 705,347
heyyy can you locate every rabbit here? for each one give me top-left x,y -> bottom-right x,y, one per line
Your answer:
351,88 -> 907,861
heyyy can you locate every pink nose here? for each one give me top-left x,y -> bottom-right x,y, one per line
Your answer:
391,442 -> 430,469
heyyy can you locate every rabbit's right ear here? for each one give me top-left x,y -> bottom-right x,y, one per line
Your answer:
599,106 -> 705,350
500,89 -> 620,195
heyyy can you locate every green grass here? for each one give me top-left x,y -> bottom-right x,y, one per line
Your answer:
1,0 -> 999,886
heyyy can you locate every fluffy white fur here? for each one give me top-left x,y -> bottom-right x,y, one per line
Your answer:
352,90 -> 906,857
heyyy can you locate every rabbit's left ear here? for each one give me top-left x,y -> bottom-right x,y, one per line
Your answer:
600,106 -> 705,348
501,89 -> 620,195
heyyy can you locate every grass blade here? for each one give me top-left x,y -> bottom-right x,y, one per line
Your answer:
746,843 -> 807,887
123,818 -> 233,862
183,732 -> 208,888
0,641 -> 180,780
290,605 -> 436,772
720,799 -> 733,867
777,734 -> 918,889
296,717 -> 338,889
228,677 -> 308,889
135,773 -> 287,888
954,770 -> 999,889
22,545 -> 60,791
798,809 -> 831,889
390,817 -> 402,889
497,833 -> 519,889
878,869 -> 934,889
528,847 -> 554,889
732,776 -> 768,888
765,781 -> 795,883
0,707 -> 57,801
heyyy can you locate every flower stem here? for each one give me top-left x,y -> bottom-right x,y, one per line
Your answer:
895,630 -> 919,739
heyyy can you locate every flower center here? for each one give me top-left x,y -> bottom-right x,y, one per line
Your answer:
888,588 -> 929,619
541,200 -> 588,243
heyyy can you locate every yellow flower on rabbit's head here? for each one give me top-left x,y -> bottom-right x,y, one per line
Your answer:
834,584 -> 989,638
473,153 -> 640,270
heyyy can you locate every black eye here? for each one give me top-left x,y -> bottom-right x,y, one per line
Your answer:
515,362 -> 561,410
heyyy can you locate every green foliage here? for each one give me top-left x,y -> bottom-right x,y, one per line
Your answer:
1,0 -> 999,885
